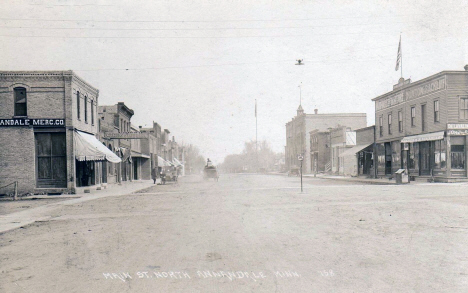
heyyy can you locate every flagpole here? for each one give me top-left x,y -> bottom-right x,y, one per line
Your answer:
400,34 -> 403,78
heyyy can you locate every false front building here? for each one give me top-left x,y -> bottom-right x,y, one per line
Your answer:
0,71 -> 120,195
372,66 -> 468,181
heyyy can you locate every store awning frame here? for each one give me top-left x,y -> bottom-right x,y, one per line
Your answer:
131,151 -> 150,159
339,144 -> 373,157
74,130 -> 122,163
400,131 -> 445,143
157,156 -> 172,167
173,157 -> 184,167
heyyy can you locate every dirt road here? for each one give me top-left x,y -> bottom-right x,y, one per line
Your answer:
1,174 -> 467,292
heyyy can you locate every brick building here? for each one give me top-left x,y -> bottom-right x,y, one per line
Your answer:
0,71 -> 120,195
372,66 -> 468,181
309,130 -> 330,173
285,106 -> 367,173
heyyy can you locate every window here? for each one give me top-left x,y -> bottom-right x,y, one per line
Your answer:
76,91 -> 80,119
91,100 -> 94,125
398,111 -> 403,132
451,136 -> 465,169
388,113 -> 392,135
411,107 -> 416,126
460,97 -> 468,120
434,140 -> 446,169
84,96 -> 88,123
14,87 -> 27,116
421,104 -> 426,131
379,116 -> 383,137
434,100 -> 440,122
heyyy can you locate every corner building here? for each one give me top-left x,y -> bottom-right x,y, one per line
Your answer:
373,66 -> 468,181
0,71 -> 120,195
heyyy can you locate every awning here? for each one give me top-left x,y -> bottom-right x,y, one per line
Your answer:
339,144 -> 373,157
400,131 -> 445,143
131,151 -> 150,159
173,157 -> 184,166
74,131 -> 121,163
121,147 -> 132,163
157,156 -> 172,167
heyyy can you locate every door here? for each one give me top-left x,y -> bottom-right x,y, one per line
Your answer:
385,142 -> 392,175
419,141 -> 431,175
133,160 -> 138,180
35,132 -> 67,188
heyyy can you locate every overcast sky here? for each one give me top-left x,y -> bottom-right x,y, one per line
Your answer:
1,0 -> 467,163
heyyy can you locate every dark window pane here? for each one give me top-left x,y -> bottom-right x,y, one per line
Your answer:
36,133 -> 51,156
38,157 -> 51,179
15,104 -> 27,116
451,145 -> 465,153
51,133 -> 66,156
451,152 -> 465,169
51,157 -> 67,180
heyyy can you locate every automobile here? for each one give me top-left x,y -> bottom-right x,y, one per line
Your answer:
288,167 -> 300,177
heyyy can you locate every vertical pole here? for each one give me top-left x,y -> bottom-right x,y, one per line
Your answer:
256,99 -> 258,173
300,159 -> 303,193
14,181 -> 18,201
400,35 -> 403,79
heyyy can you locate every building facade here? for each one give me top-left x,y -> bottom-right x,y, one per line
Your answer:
309,130 -> 331,173
0,71 -> 120,195
285,106 -> 367,173
373,67 -> 468,181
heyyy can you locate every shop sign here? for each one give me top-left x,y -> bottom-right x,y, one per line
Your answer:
104,132 -> 148,139
448,129 -> 468,136
0,118 -> 65,127
376,92 -> 404,111
447,124 -> 468,130
406,77 -> 446,100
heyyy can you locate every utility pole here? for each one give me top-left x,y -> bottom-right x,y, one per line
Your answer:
255,99 -> 258,173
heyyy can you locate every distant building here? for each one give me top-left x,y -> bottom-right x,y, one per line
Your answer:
309,130 -> 330,173
338,125 -> 375,177
98,102 -> 135,183
285,106 -> 367,173
372,66 -> 468,181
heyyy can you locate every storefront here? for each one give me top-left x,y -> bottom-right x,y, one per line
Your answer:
376,128 -> 467,181
74,130 -> 121,187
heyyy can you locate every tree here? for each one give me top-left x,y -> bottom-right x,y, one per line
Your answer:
219,140 -> 281,173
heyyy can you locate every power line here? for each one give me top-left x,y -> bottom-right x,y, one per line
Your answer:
0,14 -> 426,23
0,29 -> 426,39
0,21 -> 427,31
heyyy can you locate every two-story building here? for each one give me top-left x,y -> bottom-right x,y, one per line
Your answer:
286,106 -> 367,174
0,71 -> 120,195
372,65 -> 468,181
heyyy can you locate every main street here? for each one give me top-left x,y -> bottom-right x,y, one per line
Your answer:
1,175 -> 468,292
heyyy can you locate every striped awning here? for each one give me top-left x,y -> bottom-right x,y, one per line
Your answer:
74,131 -> 121,163
400,131 -> 445,143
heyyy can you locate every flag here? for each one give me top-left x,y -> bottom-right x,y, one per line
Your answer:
395,36 -> 401,71
255,99 -> 257,118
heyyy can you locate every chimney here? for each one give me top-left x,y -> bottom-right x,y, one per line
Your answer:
314,109 -> 318,114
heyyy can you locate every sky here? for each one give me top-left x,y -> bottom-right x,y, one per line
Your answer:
1,0 -> 467,164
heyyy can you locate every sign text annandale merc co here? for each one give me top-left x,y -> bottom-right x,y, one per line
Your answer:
0,118 -> 65,127
376,77 -> 446,111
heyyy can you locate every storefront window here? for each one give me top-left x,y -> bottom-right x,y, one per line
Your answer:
392,141 -> 400,166
434,140 -> 446,169
409,143 -> 419,169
